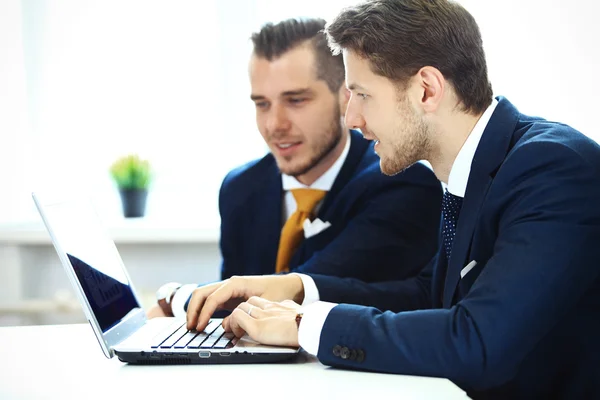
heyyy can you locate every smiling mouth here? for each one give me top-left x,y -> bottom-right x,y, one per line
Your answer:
273,142 -> 302,155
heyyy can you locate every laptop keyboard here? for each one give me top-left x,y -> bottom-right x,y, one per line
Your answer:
150,319 -> 234,350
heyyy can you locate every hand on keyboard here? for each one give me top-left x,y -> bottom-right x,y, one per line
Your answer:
186,275 -> 304,332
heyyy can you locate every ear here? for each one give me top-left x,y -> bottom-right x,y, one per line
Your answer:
338,87 -> 351,116
412,66 -> 445,113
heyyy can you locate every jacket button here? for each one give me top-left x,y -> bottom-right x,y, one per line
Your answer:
332,345 -> 342,357
349,349 -> 357,361
340,347 -> 350,360
356,349 -> 365,363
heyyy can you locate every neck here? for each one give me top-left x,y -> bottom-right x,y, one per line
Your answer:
428,110 -> 484,184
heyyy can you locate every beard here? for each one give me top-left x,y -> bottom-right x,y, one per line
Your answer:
379,96 -> 432,176
277,106 -> 344,177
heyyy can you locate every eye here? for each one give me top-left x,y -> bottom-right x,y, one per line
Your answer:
255,101 -> 269,109
357,93 -> 369,100
288,97 -> 306,104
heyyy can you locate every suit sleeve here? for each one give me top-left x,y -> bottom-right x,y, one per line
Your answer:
308,258 -> 434,312
315,141 -> 600,391
218,170 -> 242,280
296,163 -> 442,283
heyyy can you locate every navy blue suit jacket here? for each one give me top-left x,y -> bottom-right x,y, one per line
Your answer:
218,130 -> 442,282
310,98 -> 600,399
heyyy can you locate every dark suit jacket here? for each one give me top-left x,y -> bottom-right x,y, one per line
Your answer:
218,129 -> 442,282
310,98 -> 600,399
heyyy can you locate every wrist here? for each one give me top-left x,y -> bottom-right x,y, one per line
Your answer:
295,312 -> 303,329
288,274 -> 305,304
156,282 -> 182,317
292,311 -> 303,348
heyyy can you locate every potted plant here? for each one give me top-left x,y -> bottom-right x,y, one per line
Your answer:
109,154 -> 153,218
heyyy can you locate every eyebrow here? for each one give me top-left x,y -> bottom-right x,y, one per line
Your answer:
347,83 -> 366,91
250,88 -> 313,101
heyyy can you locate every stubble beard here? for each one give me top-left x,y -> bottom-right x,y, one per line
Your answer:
277,107 -> 343,177
380,99 -> 431,176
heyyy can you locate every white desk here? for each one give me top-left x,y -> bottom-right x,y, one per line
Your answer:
0,324 -> 469,399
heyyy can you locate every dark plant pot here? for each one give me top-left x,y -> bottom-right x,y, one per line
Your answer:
119,189 -> 148,218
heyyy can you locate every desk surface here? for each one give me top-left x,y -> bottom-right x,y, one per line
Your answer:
0,324 -> 468,399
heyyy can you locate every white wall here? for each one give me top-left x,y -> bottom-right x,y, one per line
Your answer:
1,0 -> 598,225
1,0 -> 598,326
461,0 -> 598,137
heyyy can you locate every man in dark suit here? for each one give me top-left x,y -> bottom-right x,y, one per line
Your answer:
147,18 -> 442,318
185,2 -> 600,398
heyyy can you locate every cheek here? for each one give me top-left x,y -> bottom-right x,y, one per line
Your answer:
289,107 -> 323,133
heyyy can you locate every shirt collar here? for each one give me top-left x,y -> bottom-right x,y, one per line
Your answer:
282,131 -> 351,191
446,99 -> 499,197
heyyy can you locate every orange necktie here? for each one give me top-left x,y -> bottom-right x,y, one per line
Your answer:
275,188 -> 327,273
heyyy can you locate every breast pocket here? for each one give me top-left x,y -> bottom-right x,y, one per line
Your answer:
458,259 -> 486,297
302,222 -> 338,252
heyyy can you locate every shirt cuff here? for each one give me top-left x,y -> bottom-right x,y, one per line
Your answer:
298,301 -> 338,356
171,284 -> 197,319
291,273 -> 320,305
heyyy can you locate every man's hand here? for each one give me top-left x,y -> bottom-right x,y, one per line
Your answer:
186,274 -> 304,331
224,297 -> 301,348
146,304 -> 167,319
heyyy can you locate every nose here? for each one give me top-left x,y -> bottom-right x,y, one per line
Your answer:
266,103 -> 291,134
344,95 -> 365,131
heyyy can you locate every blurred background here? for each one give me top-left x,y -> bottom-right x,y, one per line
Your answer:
0,0 -> 598,326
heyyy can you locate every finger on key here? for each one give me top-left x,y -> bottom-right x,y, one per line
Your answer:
186,283 -> 219,330
229,308 -> 255,339
196,282 -> 237,331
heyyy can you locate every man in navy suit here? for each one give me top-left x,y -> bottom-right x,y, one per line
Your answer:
147,18 -> 442,318
185,1 -> 600,398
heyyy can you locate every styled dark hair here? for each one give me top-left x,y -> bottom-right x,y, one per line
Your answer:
251,18 -> 345,93
326,0 -> 493,114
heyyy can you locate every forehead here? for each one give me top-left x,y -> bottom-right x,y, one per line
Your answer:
249,44 -> 319,93
343,49 -> 400,96
342,49 -> 372,84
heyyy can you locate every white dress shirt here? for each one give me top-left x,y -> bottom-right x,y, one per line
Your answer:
171,132 -> 351,318
446,99 -> 498,197
296,99 -> 499,356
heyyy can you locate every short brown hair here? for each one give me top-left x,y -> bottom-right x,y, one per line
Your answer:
326,0 -> 493,114
251,18 -> 345,93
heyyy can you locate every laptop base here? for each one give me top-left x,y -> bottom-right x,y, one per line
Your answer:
115,350 -> 298,365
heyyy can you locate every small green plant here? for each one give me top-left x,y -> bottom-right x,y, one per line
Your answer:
109,154 -> 152,190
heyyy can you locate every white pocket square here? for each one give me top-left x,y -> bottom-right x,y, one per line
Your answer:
460,260 -> 478,279
303,218 -> 332,239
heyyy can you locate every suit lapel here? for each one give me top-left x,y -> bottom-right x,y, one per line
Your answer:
442,97 -> 521,307
431,249 -> 446,308
257,160 -> 284,274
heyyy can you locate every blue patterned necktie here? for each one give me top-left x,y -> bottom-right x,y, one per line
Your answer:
442,189 -> 464,262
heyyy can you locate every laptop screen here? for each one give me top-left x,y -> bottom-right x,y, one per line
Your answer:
42,199 -> 140,332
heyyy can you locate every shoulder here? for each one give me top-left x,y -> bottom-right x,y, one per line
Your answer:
220,153 -> 277,194
492,117 -> 600,222
507,116 -> 600,174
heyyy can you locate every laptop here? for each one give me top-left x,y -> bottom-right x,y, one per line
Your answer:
32,192 -> 299,365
